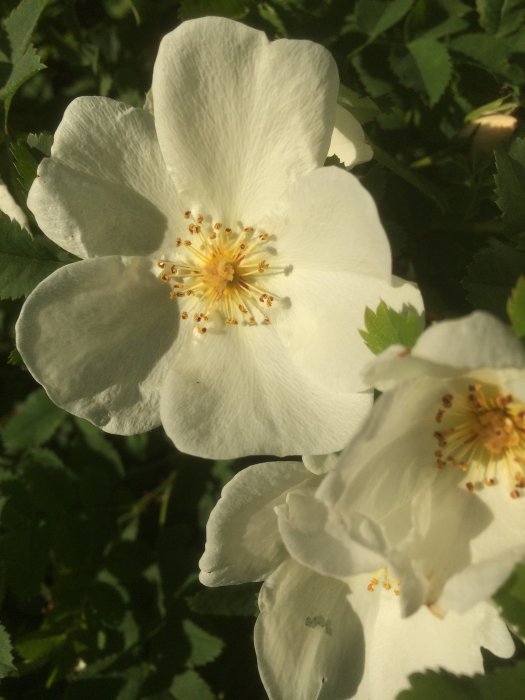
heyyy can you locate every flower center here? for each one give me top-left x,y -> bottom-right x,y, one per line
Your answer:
433,382 -> 525,497
157,211 -> 284,334
367,567 -> 400,596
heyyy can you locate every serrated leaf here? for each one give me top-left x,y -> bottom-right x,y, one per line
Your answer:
463,240 -> 525,319
397,661 -> 525,699
4,0 -> 47,62
170,670 -> 215,700
407,37 -> 451,105
0,624 -> 15,678
27,131 -> 53,156
493,562 -> 525,638
495,140 -> 525,236
186,583 -> 259,617
359,301 -> 424,354
0,213 -> 67,299
0,45 -> 45,124
355,0 -> 414,38
507,277 -> 525,339
450,33 -> 513,74
182,619 -> 224,668
1,388 -> 67,454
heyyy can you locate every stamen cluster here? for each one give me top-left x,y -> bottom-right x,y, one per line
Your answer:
433,382 -> 525,497
157,211 -> 281,334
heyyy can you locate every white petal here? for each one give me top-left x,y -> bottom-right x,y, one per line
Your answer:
302,453 -> 340,475
328,105 -> 373,167
413,311 -> 525,370
199,460 -> 315,586
273,166 -> 392,279
273,267 -> 424,394
152,17 -> 338,225
277,491 -> 386,579
255,559 -> 364,700
0,176 -> 28,229
351,578 -> 514,699
439,486 -> 525,613
159,326 -> 372,459
16,257 -> 178,433
28,97 -> 182,259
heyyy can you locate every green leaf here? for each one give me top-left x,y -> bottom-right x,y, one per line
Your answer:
186,583 -> 259,617
476,0 -> 525,36
493,563 -> 525,638
182,619 -> 224,668
0,624 -> 15,678
397,662 -> 525,699
27,131 -> 53,156
407,38 -> 452,105
463,240 -> 525,319
355,0 -> 414,38
359,301 -> 424,355
170,670 -> 215,700
0,213 -> 68,299
338,84 -> 381,124
3,0 -> 47,62
450,33 -> 514,75
179,0 -> 248,20
16,631 -> 67,664
1,388 -> 67,454
0,45 -> 45,124
507,277 -> 525,339
495,140 -> 525,236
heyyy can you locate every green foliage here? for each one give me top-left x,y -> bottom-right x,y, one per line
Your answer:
493,563 -> 525,639
495,138 -> 525,236
170,670 -> 215,700
407,38 -> 451,105
186,583 -> 259,617
397,662 -> 525,699
0,213 -> 69,300
1,388 -> 66,454
0,624 -> 15,679
463,240 -> 525,320
360,301 -> 424,354
507,277 -> 525,339
179,0 -> 248,21
0,0 -> 47,125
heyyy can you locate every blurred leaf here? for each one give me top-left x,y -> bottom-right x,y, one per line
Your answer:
450,32 -> 514,76
16,631 -> 67,664
170,670 -> 215,700
0,213 -> 67,299
186,583 -> 259,617
338,84 -> 381,123
507,276 -> 525,339
495,139 -> 525,236
475,0 -> 525,36
182,619 -> 224,668
407,38 -> 451,105
0,46 -> 45,125
1,388 -> 67,454
493,563 -> 525,639
0,623 -> 15,678
179,0 -> 248,20
371,144 -> 449,211
354,0 -> 414,38
463,240 -> 525,319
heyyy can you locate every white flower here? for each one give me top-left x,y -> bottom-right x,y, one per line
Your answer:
16,17 -> 421,458
199,458 -> 513,700
282,311 -> 525,618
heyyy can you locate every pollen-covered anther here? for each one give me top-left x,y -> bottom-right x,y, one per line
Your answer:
156,210 -> 285,332
367,569 -> 400,596
432,382 -> 525,497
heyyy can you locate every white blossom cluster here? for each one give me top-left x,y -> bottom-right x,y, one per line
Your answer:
12,16 -> 525,700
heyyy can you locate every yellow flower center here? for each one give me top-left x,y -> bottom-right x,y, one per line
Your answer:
433,382 -> 525,497
157,211 -> 284,334
367,567 -> 400,596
